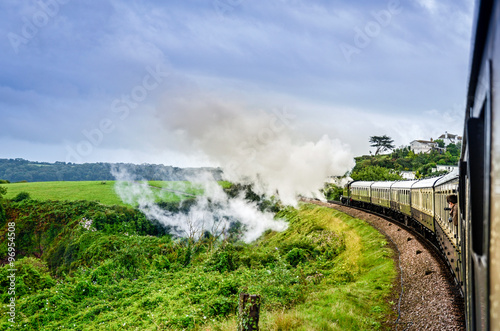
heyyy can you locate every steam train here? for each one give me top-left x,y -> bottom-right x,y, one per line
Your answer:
340,172 -> 461,289
342,1 -> 500,329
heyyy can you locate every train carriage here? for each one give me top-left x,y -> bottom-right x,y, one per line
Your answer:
370,181 -> 393,210
410,177 -> 440,233
434,170 -> 462,290
390,180 -> 415,218
350,181 -> 373,207
434,170 -> 460,244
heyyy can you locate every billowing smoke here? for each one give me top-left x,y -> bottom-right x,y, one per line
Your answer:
112,91 -> 354,242
156,92 -> 355,205
111,166 -> 287,242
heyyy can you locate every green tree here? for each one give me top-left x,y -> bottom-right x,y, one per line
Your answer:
369,135 -> 395,155
446,143 -> 460,157
391,146 -> 410,159
435,139 -> 445,148
350,165 -> 402,181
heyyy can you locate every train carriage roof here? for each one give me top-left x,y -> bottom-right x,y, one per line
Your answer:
391,180 -> 418,189
371,181 -> 397,189
434,169 -> 459,187
350,181 -> 374,188
412,176 -> 442,189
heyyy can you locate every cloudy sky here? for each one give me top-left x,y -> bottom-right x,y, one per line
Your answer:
0,0 -> 474,167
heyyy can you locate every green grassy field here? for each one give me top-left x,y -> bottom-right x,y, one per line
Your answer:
0,181 -> 217,206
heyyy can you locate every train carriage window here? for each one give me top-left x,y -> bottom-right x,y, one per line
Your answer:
467,106 -> 488,256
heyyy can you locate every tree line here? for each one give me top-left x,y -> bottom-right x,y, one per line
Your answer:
0,158 -> 222,183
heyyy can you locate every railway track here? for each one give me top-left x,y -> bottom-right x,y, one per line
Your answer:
306,199 -> 465,330
327,200 -> 458,285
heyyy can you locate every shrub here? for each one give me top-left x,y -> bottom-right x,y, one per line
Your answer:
322,183 -> 343,201
12,191 -> 31,202
152,254 -> 171,270
285,247 -> 309,267
206,244 -> 240,273
0,257 -> 55,303
206,296 -> 235,317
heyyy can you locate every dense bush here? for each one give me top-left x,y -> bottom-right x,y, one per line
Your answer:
0,258 -> 55,303
322,183 -> 344,201
12,191 -> 30,202
0,200 -> 169,265
205,243 -> 241,273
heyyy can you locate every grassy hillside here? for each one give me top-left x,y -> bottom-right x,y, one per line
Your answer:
0,181 -> 216,207
0,199 -> 397,330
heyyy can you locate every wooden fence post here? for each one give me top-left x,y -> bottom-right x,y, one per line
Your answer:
238,293 -> 261,331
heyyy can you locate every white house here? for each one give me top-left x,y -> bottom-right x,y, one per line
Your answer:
438,131 -> 462,145
432,165 -> 458,173
410,140 -> 439,154
400,171 -> 416,180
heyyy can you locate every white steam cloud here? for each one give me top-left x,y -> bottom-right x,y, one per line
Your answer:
111,167 -> 287,242
111,91 -> 354,242
157,92 -> 355,205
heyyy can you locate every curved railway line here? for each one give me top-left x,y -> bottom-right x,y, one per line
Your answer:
307,199 -> 465,330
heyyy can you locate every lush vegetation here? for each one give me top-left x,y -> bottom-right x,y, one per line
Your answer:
350,166 -> 402,181
322,183 -> 344,201
0,195 -> 397,330
0,158 -> 222,183
351,142 -> 461,180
